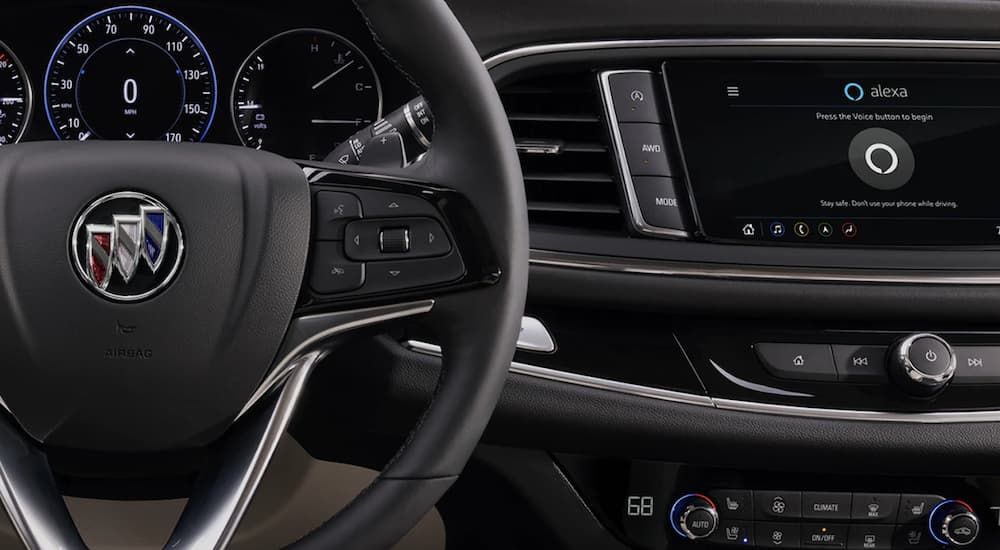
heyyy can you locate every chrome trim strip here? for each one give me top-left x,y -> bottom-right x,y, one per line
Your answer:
598,70 -> 690,239
406,339 -> 1000,423
484,38 -> 1000,69
406,340 -> 714,408
712,398 -> 1000,424
169,300 -> 434,549
529,249 -> 1000,285
710,359 -> 814,398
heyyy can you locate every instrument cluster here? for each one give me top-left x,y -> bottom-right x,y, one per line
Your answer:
0,1 -> 414,160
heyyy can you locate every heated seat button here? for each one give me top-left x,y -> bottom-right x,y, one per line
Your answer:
893,525 -> 937,549
847,525 -> 893,550
802,523 -> 847,548
619,123 -> 673,176
758,522 -> 800,548
833,346 -> 888,383
755,344 -> 838,382
850,493 -> 899,523
897,495 -> 943,523
632,176 -> 687,230
710,520 -> 754,546
607,71 -> 664,123
314,191 -> 362,240
803,492 -> 852,520
953,346 -> 1000,384
309,243 -> 364,294
756,491 -> 802,520
710,490 -> 752,520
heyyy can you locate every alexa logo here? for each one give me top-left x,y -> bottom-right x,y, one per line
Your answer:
844,82 -> 865,102
70,192 -> 184,302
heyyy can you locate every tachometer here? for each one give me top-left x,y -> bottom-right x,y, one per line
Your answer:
0,41 -> 31,146
45,6 -> 217,142
231,29 -> 382,160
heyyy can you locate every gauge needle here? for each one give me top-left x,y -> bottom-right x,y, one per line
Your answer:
312,60 -> 355,90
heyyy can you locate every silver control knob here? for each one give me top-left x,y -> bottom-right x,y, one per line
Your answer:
678,503 -> 719,540
889,333 -> 956,395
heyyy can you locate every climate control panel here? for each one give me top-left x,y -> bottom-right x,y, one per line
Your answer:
668,490 -> 979,548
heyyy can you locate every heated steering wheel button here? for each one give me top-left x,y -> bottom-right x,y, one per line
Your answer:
309,243 -> 364,294
314,191 -> 362,240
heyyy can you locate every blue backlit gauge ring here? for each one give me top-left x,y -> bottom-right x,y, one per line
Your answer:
669,493 -> 717,538
928,499 -> 975,546
45,6 -> 218,142
844,82 -> 865,102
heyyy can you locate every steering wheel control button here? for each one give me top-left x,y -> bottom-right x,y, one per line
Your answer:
710,490 -> 753,520
952,346 -> 1000,384
756,491 -> 802,520
890,333 -> 957,395
345,218 -> 451,260
848,128 -> 915,191
847,525 -> 893,549
710,520 -> 753,546
832,346 -> 889,382
309,242 -> 364,294
70,191 -> 184,302
606,71 -> 664,123
379,228 -> 411,254
353,189 -> 439,218
363,253 -> 465,294
618,122 -> 673,176
632,176 -> 687,230
755,343 -> 838,382
758,522 -> 800,548
850,493 -> 899,523
803,492 -> 852,520
314,191 -> 362,240
897,495 -> 944,523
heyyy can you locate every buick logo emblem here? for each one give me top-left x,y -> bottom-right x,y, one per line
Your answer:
70,192 -> 184,301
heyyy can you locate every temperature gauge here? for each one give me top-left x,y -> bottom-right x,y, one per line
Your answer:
231,29 -> 382,160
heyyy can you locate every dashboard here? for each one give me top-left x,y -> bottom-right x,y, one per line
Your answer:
0,1 -> 417,160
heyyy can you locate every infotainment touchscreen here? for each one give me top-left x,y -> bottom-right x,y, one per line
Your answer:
664,60 -> 1000,246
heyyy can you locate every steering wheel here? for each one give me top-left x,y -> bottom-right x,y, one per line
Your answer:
0,0 -> 527,548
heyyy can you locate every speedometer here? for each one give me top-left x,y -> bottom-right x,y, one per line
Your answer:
45,6 -> 217,142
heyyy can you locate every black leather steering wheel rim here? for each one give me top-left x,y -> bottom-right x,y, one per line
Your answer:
286,0 -> 528,547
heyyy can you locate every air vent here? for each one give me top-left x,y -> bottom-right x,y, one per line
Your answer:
499,71 -> 624,233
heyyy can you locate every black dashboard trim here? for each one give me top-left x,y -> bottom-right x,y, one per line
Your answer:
486,38 -> 1000,284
